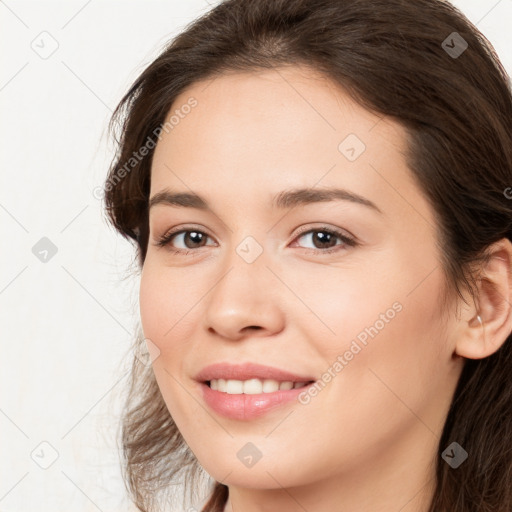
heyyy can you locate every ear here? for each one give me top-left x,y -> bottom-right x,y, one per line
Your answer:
455,238 -> 512,360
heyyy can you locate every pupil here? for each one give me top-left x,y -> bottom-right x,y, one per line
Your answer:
185,231 -> 204,248
314,231 -> 335,249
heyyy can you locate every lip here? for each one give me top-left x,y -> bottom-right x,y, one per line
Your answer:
199,382 -> 315,420
194,362 -> 316,383
195,362 -> 317,421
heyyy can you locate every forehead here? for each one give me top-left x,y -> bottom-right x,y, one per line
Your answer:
149,65 -> 430,226
155,65 -> 407,159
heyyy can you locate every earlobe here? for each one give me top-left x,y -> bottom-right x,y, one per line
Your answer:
455,238 -> 512,360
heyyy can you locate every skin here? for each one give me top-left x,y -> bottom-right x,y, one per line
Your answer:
139,65 -> 512,512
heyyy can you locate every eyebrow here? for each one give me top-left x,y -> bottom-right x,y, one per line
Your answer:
149,187 -> 382,214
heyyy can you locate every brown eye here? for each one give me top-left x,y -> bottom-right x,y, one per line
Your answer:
299,230 -> 339,249
294,227 -> 357,254
177,231 -> 208,249
156,229 -> 214,251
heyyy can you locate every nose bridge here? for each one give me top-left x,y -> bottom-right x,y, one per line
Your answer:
217,232 -> 270,295
203,235 -> 283,338
210,237 -> 269,312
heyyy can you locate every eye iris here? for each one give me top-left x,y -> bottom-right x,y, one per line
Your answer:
312,231 -> 337,249
184,231 -> 206,248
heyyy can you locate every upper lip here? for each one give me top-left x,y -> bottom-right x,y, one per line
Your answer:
195,362 -> 316,383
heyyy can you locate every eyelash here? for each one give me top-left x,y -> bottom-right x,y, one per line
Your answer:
155,225 -> 358,256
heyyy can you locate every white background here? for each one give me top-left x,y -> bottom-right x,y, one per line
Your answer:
1,1 -> 511,511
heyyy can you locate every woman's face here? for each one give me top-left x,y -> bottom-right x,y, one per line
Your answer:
140,66 -> 462,498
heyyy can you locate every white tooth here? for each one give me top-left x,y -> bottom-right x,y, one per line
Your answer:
226,379 -> 244,394
210,378 -> 304,394
243,378 -> 264,394
262,379 -> 280,393
217,379 -> 227,392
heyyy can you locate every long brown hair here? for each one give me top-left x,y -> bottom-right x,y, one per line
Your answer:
103,0 -> 512,510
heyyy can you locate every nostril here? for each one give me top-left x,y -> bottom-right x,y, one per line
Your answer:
246,326 -> 262,330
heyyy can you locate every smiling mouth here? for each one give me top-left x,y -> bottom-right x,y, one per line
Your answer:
206,378 -> 315,394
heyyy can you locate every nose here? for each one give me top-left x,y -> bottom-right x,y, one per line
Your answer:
203,249 -> 285,341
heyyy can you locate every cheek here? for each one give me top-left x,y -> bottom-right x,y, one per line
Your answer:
282,257 -> 400,357
138,263 -> 202,420
327,265 -> 449,426
293,252 -> 447,410
139,263 -> 192,357
139,267 -> 165,343
294,274 -> 448,470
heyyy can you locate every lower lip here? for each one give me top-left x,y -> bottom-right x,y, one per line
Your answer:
199,382 -> 315,420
